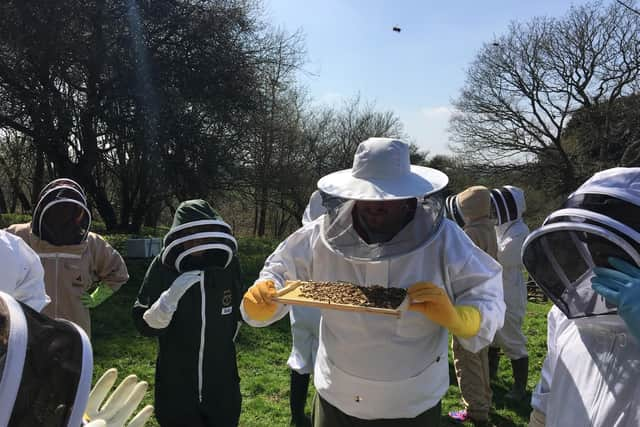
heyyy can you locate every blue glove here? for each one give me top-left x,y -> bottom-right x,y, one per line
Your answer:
591,257 -> 640,343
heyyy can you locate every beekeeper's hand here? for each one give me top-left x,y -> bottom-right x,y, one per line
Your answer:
142,271 -> 202,329
84,368 -> 153,427
592,257 -> 640,342
407,282 -> 481,338
81,283 -> 114,308
242,280 -> 278,321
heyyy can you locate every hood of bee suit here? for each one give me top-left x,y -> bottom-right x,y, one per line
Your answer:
161,199 -> 238,273
490,185 -> 526,226
0,291 -> 92,427
457,186 -> 492,223
31,179 -> 91,246
522,167 -> 640,319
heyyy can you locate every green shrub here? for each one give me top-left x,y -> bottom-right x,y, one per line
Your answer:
0,213 -> 32,228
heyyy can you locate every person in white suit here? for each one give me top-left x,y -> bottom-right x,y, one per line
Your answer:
523,168 -> 640,427
488,186 -> 530,400
241,138 -> 505,427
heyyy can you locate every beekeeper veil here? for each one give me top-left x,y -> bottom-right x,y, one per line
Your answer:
317,138 -> 448,262
162,200 -> 238,273
445,194 -> 465,227
0,291 -> 92,426
522,168 -> 640,318
32,178 -> 91,246
490,185 -> 526,226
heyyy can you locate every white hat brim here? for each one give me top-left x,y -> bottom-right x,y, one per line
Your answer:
318,165 -> 448,200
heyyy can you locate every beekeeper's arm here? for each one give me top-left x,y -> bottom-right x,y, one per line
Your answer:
441,230 -> 505,351
132,257 -> 175,336
85,235 -> 129,308
13,236 -> 50,312
241,226 -> 313,327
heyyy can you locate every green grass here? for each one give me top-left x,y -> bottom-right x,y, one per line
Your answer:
93,236 -> 551,427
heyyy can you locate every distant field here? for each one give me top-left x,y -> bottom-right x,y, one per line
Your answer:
92,237 -> 550,427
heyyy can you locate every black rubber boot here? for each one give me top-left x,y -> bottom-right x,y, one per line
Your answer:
505,357 -> 529,401
290,370 -> 312,427
488,347 -> 500,381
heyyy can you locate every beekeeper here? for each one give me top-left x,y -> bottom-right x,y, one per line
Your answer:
522,167 -> 640,427
447,186 -> 498,426
289,190 -> 324,427
6,178 -> 129,335
0,229 -> 49,311
488,186 -> 530,400
241,138 -> 505,426
132,200 -> 244,427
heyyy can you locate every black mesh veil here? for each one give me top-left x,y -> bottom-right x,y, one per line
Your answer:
0,291 -> 92,427
444,194 -> 465,227
161,220 -> 238,272
523,203 -> 640,318
32,181 -> 91,246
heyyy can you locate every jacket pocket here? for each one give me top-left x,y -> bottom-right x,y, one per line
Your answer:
62,260 -> 90,296
395,310 -> 440,338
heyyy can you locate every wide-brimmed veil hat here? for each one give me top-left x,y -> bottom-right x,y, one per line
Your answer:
317,138 -> 448,200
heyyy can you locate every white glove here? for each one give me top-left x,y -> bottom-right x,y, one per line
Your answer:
84,368 -> 154,427
143,270 -> 202,329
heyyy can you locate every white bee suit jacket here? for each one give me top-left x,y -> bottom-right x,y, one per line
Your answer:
532,306 -> 640,427
241,218 -> 505,419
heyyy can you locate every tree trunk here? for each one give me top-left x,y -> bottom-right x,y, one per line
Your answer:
252,193 -> 259,236
81,177 -> 119,231
257,182 -> 268,237
32,150 -> 44,206
0,186 -> 8,214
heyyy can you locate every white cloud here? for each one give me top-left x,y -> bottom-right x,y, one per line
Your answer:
400,105 -> 454,156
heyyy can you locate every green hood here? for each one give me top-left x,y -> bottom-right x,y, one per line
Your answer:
162,199 -> 237,272
170,199 -> 223,229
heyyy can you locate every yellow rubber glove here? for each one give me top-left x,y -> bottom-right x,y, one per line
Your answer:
242,280 -> 278,321
407,282 -> 481,338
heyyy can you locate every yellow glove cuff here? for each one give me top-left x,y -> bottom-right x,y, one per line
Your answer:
448,305 -> 482,338
242,281 -> 278,321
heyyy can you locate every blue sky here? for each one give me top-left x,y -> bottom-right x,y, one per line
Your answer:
265,0 -> 591,155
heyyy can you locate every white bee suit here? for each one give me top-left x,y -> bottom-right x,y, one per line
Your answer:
494,218 -> 529,359
531,306 -> 640,427
241,216 -> 505,419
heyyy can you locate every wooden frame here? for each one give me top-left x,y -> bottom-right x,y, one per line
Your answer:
272,280 -> 405,317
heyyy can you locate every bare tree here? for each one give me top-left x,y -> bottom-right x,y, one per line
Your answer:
327,95 -> 406,170
242,28 -> 307,236
617,0 -> 640,15
450,1 -> 640,193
